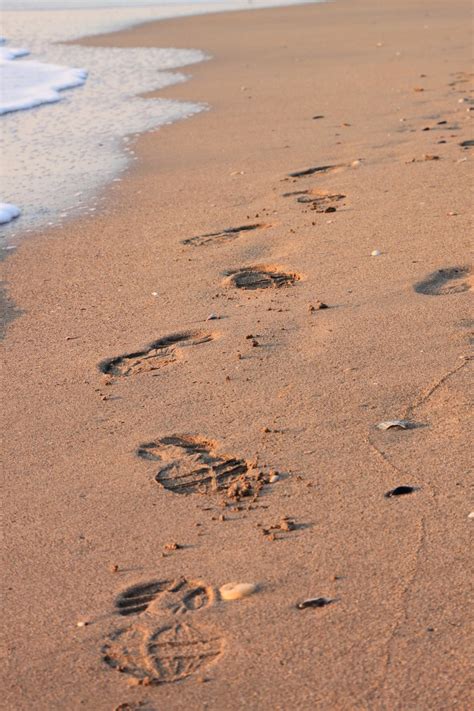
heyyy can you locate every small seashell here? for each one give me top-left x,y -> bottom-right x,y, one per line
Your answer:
468,512 -> 474,519
351,159 -> 362,168
76,620 -> 89,628
297,597 -> 334,609
219,582 -> 257,601
269,473 -> 280,483
376,419 -> 412,430
206,313 -> 219,320
371,249 -> 381,257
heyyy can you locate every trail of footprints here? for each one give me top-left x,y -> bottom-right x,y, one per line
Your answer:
97,83 -> 472,690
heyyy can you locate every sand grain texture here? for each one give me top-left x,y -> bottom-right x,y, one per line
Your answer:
1,1 -> 472,709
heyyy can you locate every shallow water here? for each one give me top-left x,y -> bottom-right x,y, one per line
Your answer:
0,0 -> 321,240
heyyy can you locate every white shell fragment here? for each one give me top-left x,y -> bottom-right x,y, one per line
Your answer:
371,249 -> 381,256
376,419 -> 412,431
219,582 -> 257,601
468,512 -> 474,520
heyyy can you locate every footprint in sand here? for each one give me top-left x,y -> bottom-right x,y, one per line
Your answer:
287,160 -> 360,179
283,188 -> 346,213
181,222 -> 271,247
223,265 -> 300,290
413,266 -> 472,296
136,434 -> 269,499
98,331 -> 214,377
287,163 -> 345,178
102,577 -> 223,685
102,621 -> 223,685
114,577 -> 214,618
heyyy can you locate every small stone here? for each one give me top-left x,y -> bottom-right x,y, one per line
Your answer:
76,620 -> 89,628
163,541 -> 180,552
313,300 -> 329,310
280,518 -> 295,532
109,564 -> 119,573
371,249 -> 381,257
206,313 -> 219,320
297,597 -> 334,609
384,485 -> 418,498
269,473 -> 280,483
468,512 -> 474,519
219,582 -> 258,601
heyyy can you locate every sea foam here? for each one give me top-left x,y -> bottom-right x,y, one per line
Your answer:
0,47 -> 87,115
0,1 -> 321,239
0,202 -> 21,224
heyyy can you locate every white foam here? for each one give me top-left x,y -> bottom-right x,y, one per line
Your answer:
0,202 -> 21,224
0,1 -> 323,237
0,53 -> 87,114
0,42 -> 29,60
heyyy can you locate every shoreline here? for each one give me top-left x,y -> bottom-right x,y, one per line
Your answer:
1,2 -> 320,242
2,1 -> 472,709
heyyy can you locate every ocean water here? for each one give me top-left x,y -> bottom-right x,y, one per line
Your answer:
0,0 -> 321,239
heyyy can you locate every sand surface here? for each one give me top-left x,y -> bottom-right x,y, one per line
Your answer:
1,1 -> 473,709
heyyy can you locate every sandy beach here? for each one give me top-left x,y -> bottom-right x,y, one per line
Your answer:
1,0 -> 473,709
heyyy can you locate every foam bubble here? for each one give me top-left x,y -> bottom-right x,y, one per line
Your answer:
0,202 -> 21,224
0,51 -> 87,115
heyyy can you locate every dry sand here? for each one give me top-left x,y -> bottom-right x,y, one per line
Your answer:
1,0 -> 473,709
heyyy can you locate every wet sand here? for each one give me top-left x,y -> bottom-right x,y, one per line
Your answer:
1,0 -> 472,709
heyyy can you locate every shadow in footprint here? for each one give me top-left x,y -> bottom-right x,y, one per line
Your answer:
414,266 -> 471,296
223,265 -> 299,290
137,434 -> 269,499
99,331 -> 214,377
182,223 -> 269,247
288,164 -> 344,178
115,578 -> 213,617
102,621 -> 223,685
